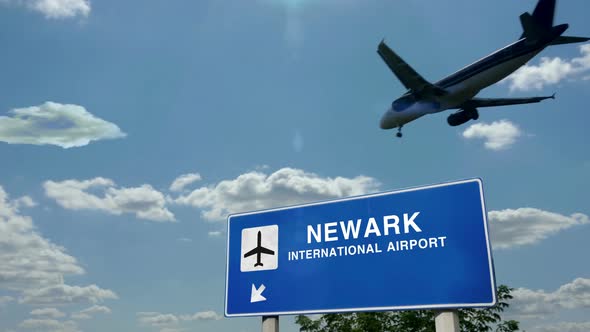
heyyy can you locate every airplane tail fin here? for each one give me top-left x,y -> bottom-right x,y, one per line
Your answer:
531,0 -> 555,28
518,0 -> 589,45
519,0 -> 555,39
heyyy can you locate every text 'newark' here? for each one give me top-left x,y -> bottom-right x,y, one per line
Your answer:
307,212 -> 422,244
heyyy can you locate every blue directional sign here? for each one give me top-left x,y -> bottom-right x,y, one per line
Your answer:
224,178 -> 496,317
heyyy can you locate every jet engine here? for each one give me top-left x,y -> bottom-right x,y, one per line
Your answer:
447,107 -> 479,126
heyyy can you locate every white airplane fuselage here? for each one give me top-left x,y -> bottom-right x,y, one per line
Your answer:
379,40 -> 543,130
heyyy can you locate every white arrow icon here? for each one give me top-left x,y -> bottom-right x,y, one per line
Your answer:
250,284 -> 267,303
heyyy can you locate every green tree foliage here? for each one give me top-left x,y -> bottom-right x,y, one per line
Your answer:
295,285 -> 520,332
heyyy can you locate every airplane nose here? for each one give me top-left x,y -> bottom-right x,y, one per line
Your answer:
379,108 -> 396,129
379,115 -> 388,129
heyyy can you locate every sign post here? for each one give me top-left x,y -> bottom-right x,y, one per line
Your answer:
225,178 -> 496,328
435,310 -> 460,332
262,316 -> 279,332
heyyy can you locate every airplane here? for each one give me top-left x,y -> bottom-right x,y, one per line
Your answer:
243,231 -> 275,267
378,0 -> 589,137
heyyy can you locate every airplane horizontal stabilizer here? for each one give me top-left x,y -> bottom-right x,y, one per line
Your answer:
462,95 -> 554,108
549,36 -> 590,45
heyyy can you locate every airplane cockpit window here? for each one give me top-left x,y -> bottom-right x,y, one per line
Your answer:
392,95 -> 415,112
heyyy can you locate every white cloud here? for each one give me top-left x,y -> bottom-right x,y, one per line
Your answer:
71,305 -> 111,320
137,310 -> 222,329
505,43 -> 590,91
30,308 -> 65,318
1,0 -> 90,19
488,208 -> 589,249
0,184 -> 117,310
509,278 -> 590,318
532,322 -> 590,332
169,173 -> 202,192
19,318 -> 80,332
19,284 -> 118,305
462,120 -> 522,150
79,304 -> 111,314
208,231 -> 223,238
14,196 -> 36,208
0,185 -> 84,291
180,310 -> 222,321
44,178 -> 175,222
137,312 -> 180,327
70,313 -> 91,320
174,167 -> 380,222
0,102 -> 125,148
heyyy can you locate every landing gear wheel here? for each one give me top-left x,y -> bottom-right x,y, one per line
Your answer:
396,132 -> 402,138
396,126 -> 403,138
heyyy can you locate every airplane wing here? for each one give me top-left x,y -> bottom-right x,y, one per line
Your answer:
462,95 -> 555,108
377,40 -> 441,94
259,247 -> 274,255
243,248 -> 258,258
243,247 -> 275,258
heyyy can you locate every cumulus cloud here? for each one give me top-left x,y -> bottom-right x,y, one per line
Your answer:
19,318 -> 80,332
71,305 -> 111,320
488,208 -> 589,249
70,313 -> 91,320
44,178 -> 175,222
169,173 -> 202,192
173,167 -> 380,222
0,185 -> 84,291
180,310 -> 222,321
462,120 -> 522,150
505,43 -> 590,91
1,184 -> 117,309
0,102 -> 125,148
137,312 -> 180,327
30,308 -> 65,318
138,310 -> 222,329
14,196 -> 36,208
509,278 -> 590,318
532,322 -> 590,332
19,284 -> 118,305
0,0 -> 90,19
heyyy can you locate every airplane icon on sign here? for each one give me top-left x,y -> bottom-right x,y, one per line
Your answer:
243,231 -> 275,267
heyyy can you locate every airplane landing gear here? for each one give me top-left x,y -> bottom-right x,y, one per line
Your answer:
396,126 -> 403,138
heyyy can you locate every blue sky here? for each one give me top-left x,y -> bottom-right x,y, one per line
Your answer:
0,0 -> 589,331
